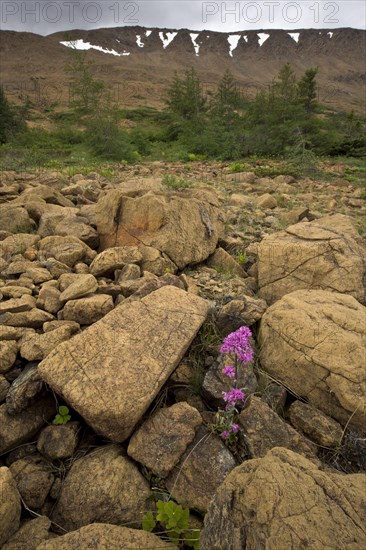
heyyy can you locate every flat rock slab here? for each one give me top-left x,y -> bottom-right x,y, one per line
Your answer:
38,286 -> 209,442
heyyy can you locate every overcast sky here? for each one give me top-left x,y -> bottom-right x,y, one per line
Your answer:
1,1 -> 365,35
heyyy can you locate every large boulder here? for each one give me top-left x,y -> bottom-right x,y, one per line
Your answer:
259,290 -> 366,433
51,445 -> 151,531
36,524 -> 175,550
95,189 -> 223,272
257,214 -> 366,304
38,286 -> 209,441
201,447 -> 366,550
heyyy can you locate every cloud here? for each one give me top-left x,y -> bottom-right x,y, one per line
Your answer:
1,0 -> 365,36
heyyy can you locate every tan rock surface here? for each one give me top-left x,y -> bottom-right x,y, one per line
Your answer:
128,402 -> 202,477
95,189 -> 223,270
201,447 -> 366,550
257,214 -> 366,304
61,294 -> 114,324
36,524 -> 175,550
51,445 -> 151,531
89,246 -> 142,277
259,290 -> 366,433
38,286 -> 209,441
2,516 -> 52,550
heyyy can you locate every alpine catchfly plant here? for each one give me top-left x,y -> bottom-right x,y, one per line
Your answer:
218,326 -> 254,443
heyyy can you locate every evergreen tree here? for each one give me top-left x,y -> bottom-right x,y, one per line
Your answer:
65,43 -> 106,116
165,68 -> 205,120
298,68 -> 318,113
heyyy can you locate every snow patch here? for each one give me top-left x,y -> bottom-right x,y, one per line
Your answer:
145,30 -> 152,37
257,33 -> 270,47
116,39 -> 120,43
228,35 -> 240,57
243,35 -> 248,43
327,31 -> 333,38
136,34 -> 144,47
190,33 -> 200,56
288,32 -> 300,43
60,39 -> 126,56
159,31 -> 177,48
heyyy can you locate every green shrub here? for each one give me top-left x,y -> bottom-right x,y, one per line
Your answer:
162,174 -> 191,189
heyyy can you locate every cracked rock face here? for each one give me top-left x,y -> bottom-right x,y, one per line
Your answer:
257,214 -> 366,305
258,289 -> 366,433
38,286 -> 209,442
200,447 -> 366,550
95,189 -> 223,273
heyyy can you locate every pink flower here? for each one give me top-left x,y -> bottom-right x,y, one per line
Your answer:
230,423 -> 240,433
223,365 -> 235,379
220,326 -> 254,365
222,388 -> 245,408
221,431 -> 230,440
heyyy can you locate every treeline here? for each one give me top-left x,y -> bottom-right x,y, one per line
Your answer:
0,50 -> 365,166
161,65 -> 365,159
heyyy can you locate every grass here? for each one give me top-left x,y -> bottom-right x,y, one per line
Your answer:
162,174 -> 191,190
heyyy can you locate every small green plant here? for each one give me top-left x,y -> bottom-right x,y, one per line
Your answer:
162,174 -> 191,189
235,250 -> 247,265
53,405 -> 71,425
187,153 -> 205,161
228,161 -> 246,173
142,499 -> 200,549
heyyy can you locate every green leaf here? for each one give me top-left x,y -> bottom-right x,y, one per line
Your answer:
185,529 -> 201,549
142,511 -> 156,532
58,406 -> 69,416
52,415 -> 64,425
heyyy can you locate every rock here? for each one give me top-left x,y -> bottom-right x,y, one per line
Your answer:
288,401 -> 344,447
3,259 -> 36,276
1,285 -> 33,298
207,247 -> 247,278
36,524 -> 175,550
239,396 -> 317,459
39,286 -> 209,441
0,234 -> 40,260
54,216 -> 99,249
6,364 -> 43,414
37,423 -> 79,460
115,263 -> 141,282
20,325 -> 73,361
257,214 -> 366,304
37,236 -> 95,267
51,445 -> 151,531
0,341 -> 18,374
17,184 -> 74,208
138,244 -> 177,275
44,258 -> 71,278
0,295 -> 36,314
95,189 -> 223,271
9,458 -> 54,509
0,204 -> 36,234
127,402 -> 202,477
36,286 -> 62,314
1,308 -> 54,328
0,375 -> 10,402
59,274 -> 98,302
24,267 -> 53,284
282,207 -> 311,225
0,467 -> 21,547
0,397 -> 56,454
0,327 -> 28,341
61,294 -> 114,324
200,447 -> 366,550
2,516 -> 52,550
89,247 -> 143,277
43,320 -> 80,334
216,296 -> 267,336
259,290 -> 366,433
230,193 -> 253,207
257,193 -> 277,209
261,382 -> 287,413
165,426 -> 236,513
